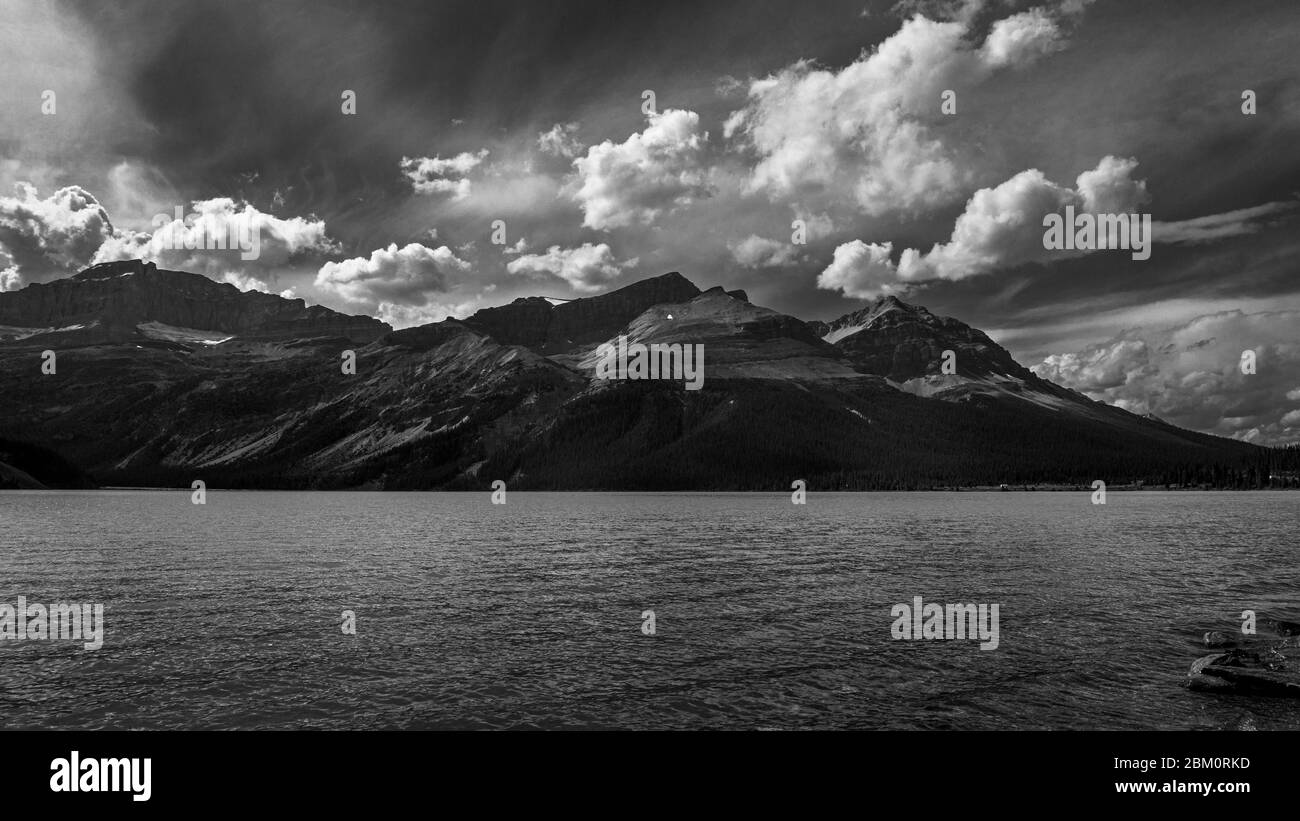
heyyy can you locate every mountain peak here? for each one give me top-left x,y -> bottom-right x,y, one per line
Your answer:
875,294 -> 910,310
652,270 -> 691,285
813,294 -> 920,344
869,293 -> 933,318
74,259 -> 158,280
462,270 -> 703,354
0,261 -> 389,348
815,294 -> 1033,384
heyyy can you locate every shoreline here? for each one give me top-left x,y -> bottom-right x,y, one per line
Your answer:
2,485 -> 1294,493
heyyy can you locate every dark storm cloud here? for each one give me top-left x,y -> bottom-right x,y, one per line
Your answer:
55,0 -> 872,228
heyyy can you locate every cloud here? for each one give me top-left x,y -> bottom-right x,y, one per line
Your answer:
0,4 -> 150,194
1032,336 -> 1154,393
505,242 -> 637,293
0,184 -> 340,289
0,183 -> 117,281
979,7 -> 1066,68
1,265 -> 20,292
729,234 -> 799,268
815,153 -> 1296,299
103,161 -> 178,229
314,242 -> 471,315
892,0 -> 1093,28
793,209 -> 836,240
400,150 -> 490,199
725,8 -> 1074,216
221,271 -> 272,293
435,158 -> 565,218
572,109 -> 711,230
888,0 -> 984,22
93,197 -> 339,274
220,270 -> 295,299
537,123 -> 585,159
1033,309 -> 1300,444
1073,154 -> 1150,214
898,155 -> 1150,282
1154,201 -> 1299,245
372,297 -> 482,329
816,155 -> 1151,298
816,240 -> 903,299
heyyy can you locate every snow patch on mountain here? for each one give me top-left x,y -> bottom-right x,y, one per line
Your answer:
138,321 -> 235,346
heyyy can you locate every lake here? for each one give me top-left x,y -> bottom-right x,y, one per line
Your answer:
1,490 -> 1296,730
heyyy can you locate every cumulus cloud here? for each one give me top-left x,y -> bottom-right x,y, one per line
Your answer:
222,271 -> 272,293
572,109 -> 711,230
400,150 -> 489,199
980,7 -> 1066,68
1032,336 -> 1155,393
1,265 -> 20,291
0,184 -> 340,289
0,183 -> 116,281
505,242 -> 637,293
899,155 -> 1150,281
729,234 -> 799,268
725,9 -> 1072,215
220,271 -> 295,299
537,123 -> 585,159
372,297 -> 483,329
314,242 -> 472,317
816,240 -> 904,299
816,155 -> 1150,298
816,153 -> 1296,299
1033,309 -> 1300,444
93,197 -> 339,275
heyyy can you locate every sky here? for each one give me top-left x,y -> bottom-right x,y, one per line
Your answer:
1,0 -> 1298,443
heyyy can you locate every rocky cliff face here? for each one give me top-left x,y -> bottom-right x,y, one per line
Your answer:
464,271 -> 702,354
814,295 -> 1033,382
0,260 -> 389,346
574,287 -> 861,382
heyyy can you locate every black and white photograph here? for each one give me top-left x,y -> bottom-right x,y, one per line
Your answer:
0,0 -> 1297,804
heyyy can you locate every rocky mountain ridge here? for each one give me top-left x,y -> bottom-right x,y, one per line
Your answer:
0,259 -> 388,348
0,262 -> 1277,490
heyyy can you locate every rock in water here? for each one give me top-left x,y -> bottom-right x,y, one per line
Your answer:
1204,630 -> 1235,648
1265,618 -> 1300,638
1187,650 -> 1300,697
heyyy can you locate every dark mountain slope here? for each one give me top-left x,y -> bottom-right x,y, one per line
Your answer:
469,377 -> 1264,491
0,436 -> 93,488
0,262 -> 1276,490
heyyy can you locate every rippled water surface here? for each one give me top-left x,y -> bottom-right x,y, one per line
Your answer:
1,490 -> 1297,730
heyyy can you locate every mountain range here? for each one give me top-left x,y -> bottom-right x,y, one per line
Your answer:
0,259 -> 1284,490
